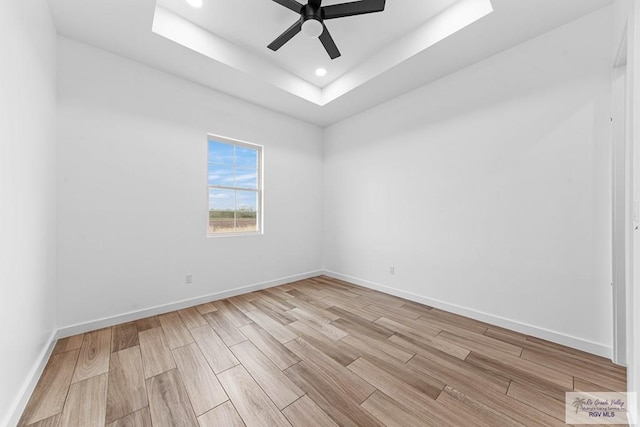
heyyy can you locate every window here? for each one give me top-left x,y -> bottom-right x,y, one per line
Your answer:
207,135 -> 262,236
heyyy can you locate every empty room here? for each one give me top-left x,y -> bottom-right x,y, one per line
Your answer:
2,0 -> 640,426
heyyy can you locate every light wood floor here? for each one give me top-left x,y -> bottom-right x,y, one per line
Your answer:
19,276 -> 627,427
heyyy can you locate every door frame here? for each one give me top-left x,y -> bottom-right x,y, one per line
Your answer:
612,28 -> 629,366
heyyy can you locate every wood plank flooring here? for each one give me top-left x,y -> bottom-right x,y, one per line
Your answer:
18,276 -> 627,426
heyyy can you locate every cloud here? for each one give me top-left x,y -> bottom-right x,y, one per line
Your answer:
236,173 -> 256,180
209,193 -> 230,199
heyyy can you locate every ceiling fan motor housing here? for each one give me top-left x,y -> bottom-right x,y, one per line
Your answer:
302,3 -> 322,21
268,0 -> 387,59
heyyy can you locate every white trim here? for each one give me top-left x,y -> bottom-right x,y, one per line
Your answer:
630,401 -> 638,427
8,270 -> 322,426
57,270 -> 322,338
8,268 -> 618,425
612,65 -> 629,366
629,0 -> 640,421
615,25 -> 629,69
322,270 -> 613,359
4,331 -> 57,427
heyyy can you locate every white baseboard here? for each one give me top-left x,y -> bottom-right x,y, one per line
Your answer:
57,270 -> 323,338
7,268 -> 615,426
322,270 -> 613,359
8,270 -> 323,427
4,331 -> 57,427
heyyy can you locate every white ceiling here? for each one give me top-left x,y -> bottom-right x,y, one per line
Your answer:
47,0 -> 612,127
156,0 -> 459,88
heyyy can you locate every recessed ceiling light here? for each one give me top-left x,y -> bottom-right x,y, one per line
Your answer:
315,68 -> 327,77
185,0 -> 203,8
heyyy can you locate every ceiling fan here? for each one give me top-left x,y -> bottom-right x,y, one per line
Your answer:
267,0 -> 386,60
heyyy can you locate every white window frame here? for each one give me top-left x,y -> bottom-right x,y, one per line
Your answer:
207,133 -> 263,237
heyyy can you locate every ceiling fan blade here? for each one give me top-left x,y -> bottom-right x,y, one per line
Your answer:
319,24 -> 341,59
309,0 -> 322,8
268,20 -> 302,51
271,0 -> 304,14
322,0 -> 385,19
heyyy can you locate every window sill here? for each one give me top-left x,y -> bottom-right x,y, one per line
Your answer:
207,231 -> 263,238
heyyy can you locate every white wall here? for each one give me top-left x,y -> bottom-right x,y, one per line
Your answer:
56,38 -> 323,329
0,1 -> 58,425
323,7 -> 614,356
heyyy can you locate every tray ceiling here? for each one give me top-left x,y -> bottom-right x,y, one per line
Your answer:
48,0 -> 613,126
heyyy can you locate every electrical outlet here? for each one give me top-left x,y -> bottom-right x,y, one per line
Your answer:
185,273 -> 193,285
390,266 -> 395,275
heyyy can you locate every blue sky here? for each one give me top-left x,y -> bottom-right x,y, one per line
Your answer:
208,140 -> 258,211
